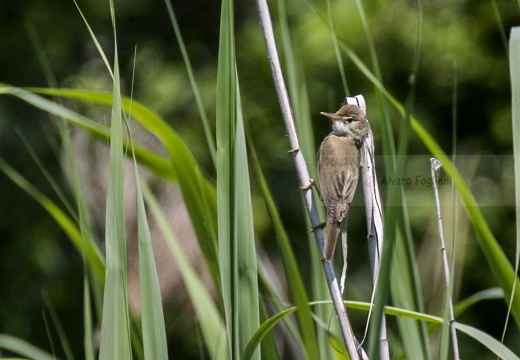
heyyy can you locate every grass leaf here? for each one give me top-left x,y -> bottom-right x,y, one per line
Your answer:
98,2 -> 131,357
0,334 -> 57,360
216,0 -> 260,357
142,183 -> 228,359
249,139 -> 318,359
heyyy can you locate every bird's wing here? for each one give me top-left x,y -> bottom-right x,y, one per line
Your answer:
317,136 -> 359,225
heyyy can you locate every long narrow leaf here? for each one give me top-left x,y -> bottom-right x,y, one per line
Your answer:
131,140 -> 168,358
249,139 -> 318,359
98,3 -> 131,357
508,26 -> 520,335
0,85 -> 223,296
142,183 -> 228,359
0,335 -> 57,360
216,0 -> 260,357
24,86 -> 221,292
243,300 -> 520,360
0,84 -> 174,182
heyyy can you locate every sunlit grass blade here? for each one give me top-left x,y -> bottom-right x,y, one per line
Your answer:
216,6 -> 236,353
98,2 -> 131,357
21,86 -> 221,290
244,300 -> 520,360
216,0 -> 260,357
0,84 -> 174,182
249,139 -> 318,359
58,105 -> 99,359
0,84 -> 223,295
503,26 -> 520,341
83,276 -> 95,360
242,307 -> 297,360
0,334 -> 57,360
127,129 -> 168,358
142,183 -> 228,359
412,120 -> 520,326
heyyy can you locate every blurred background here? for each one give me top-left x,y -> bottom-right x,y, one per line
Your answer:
0,0 -> 519,358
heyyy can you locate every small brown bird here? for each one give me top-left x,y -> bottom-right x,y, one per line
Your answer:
318,103 -> 370,261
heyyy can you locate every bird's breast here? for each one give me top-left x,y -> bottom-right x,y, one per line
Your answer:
318,135 -> 360,167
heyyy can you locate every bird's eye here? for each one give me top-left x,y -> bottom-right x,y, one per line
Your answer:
345,116 -> 354,123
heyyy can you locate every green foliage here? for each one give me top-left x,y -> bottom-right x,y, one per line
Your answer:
0,0 -> 519,359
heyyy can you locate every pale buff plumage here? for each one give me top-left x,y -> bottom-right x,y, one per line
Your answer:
318,104 -> 370,261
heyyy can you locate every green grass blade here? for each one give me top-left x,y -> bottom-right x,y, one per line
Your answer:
83,276 -> 95,360
244,300 -> 520,360
234,93 -> 261,359
216,8 -> 236,352
0,334 -> 57,360
136,181 -> 168,359
0,84 -> 174,182
216,0 -> 260,358
454,288 -> 503,318
0,85 -> 222,293
33,87 -> 221,288
142,183 -> 228,359
242,307 -> 297,360
508,26 -> 520,336
412,120 -> 520,327
98,4 -> 131,357
129,135 -> 168,358
249,139 -> 318,359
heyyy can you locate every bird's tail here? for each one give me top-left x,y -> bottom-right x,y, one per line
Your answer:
324,220 -> 340,261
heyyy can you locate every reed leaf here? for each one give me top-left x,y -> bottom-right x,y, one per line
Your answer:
250,139 -> 318,359
216,0 -> 260,358
130,140 -> 168,358
98,2 -> 131,357
142,184 -> 228,359
0,335 -> 57,360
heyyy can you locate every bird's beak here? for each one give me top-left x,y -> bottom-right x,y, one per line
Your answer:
320,112 -> 338,121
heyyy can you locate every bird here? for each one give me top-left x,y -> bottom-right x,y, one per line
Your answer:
317,103 -> 370,263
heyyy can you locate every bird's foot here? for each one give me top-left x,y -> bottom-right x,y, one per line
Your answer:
310,221 -> 326,233
300,178 -> 315,190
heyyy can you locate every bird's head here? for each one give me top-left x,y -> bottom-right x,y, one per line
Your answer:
320,104 -> 369,139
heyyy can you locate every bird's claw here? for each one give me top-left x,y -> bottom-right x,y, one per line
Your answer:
310,221 -> 326,233
300,178 -> 315,190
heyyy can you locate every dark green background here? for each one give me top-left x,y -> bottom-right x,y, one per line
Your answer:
0,0 -> 519,358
